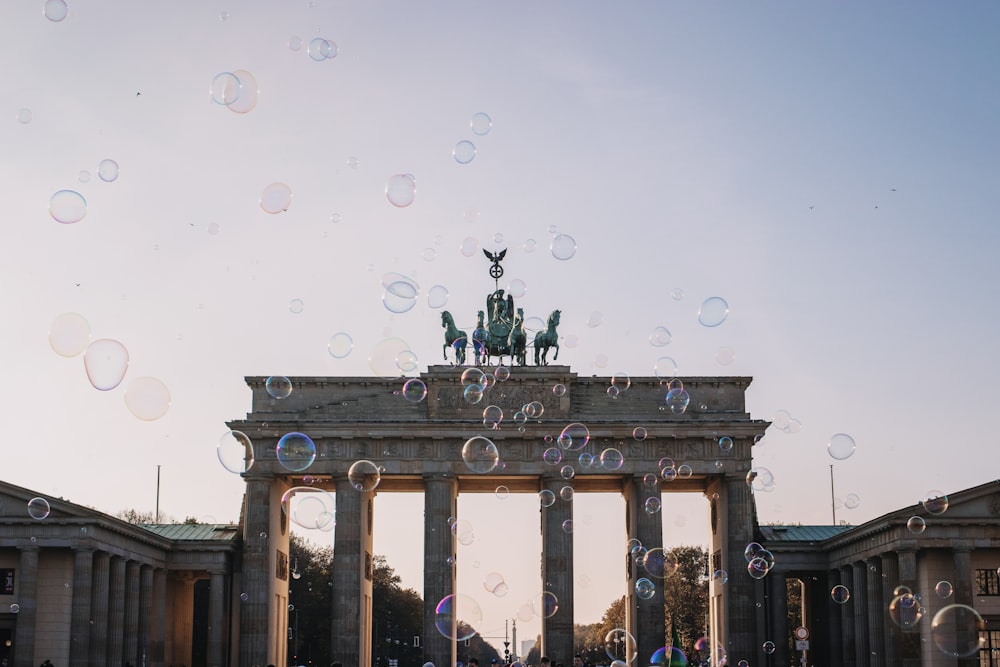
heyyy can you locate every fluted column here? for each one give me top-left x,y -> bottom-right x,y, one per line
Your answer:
421,475 -> 457,667
865,558 -> 885,666
839,565 -> 855,667
541,475 -> 574,663
625,475 -> 664,662
90,551 -> 111,667
880,553 -> 900,665
723,475 -> 757,658
768,571 -> 789,666
13,547 -> 39,667
208,571 -> 227,667
153,568 -> 168,667
109,556 -> 126,667
239,478 -> 272,667
332,476 -> 377,667
138,565 -> 154,667
124,561 -> 140,667
851,562 -> 869,665
953,548 -> 977,666
69,548 -> 94,667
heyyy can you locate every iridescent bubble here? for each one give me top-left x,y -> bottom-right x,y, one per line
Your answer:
906,516 -> 927,535
746,467 -> 775,492
427,285 -> 449,309
762,641 -> 776,655
935,581 -> 953,598
470,112 -> 492,136
543,447 -> 563,465
712,569 -> 729,585
49,189 -> 86,224
931,604 -> 985,657
386,174 -> 417,207
49,312 -> 90,357
644,497 -> 661,514
453,140 -> 476,164
495,485 -> 509,500
538,489 -> 556,508
461,367 -> 487,388
553,383 -> 567,397
661,466 -> 677,482
558,486 -> 574,503
676,464 -> 692,478
715,346 -> 736,366
265,376 -> 293,399
27,497 -> 50,520
98,159 -> 119,182
578,452 -> 594,468
483,571 -> 506,595
718,436 -> 734,453
533,591 -> 559,618
79,169 -> 91,183
308,37 -> 337,61
208,72 -> 240,106
281,486 -> 335,530
227,70 -> 259,114
649,326 -> 671,347
888,593 -> 924,629
643,548 -> 679,579
383,280 -> 418,314
218,430 -> 254,474
276,432 -> 317,472
558,423 -> 590,451
600,448 -> 624,471
124,376 -> 171,421
464,385 -> 484,404
747,557 -> 769,580
922,490 -> 949,516
401,378 -> 427,403
494,366 -> 510,382
43,0 -> 68,21
328,332 -> 353,358
434,594 -> 482,641
632,427 -> 647,441
698,297 -> 729,327
635,578 -> 655,600
550,234 -> 577,260
562,519 -> 574,533
560,466 -> 575,480
462,436 -> 499,473
827,433 -> 856,460
604,628 -> 637,664
84,339 -> 129,391
831,584 -> 851,604
9,604 -> 19,614
348,460 -> 382,492
654,357 -> 678,379
259,182 -> 292,214
483,405 -> 503,428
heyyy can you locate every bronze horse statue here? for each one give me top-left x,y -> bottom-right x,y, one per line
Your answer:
440,311 -> 468,365
533,309 -> 561,366
507,308 -> 527,366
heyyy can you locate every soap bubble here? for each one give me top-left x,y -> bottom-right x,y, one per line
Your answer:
227,70 -> 259,114
930,604 -> 985,657
715,346 -> 736,365
453,140 -> 476,164
550,234 -> 577,260
827,433 -> 856,460
265,376 -> 293,399
538,489 -> 556,508
470,112 -> 492,135
599,448 -> 624,471
259,182 -> 293,214
98,159 -> 120,182
383,280 -> 419,314
649,326 -> 671,347
218,430 -> 254,474
604,628 -> 637,664
635,578 -> 655,600
644,497 -> 661,514
27,497 -> 50,520
427,285 -> 449,309
888,593 -> 924,629
402,379 -> 427,403
558,423 -> 590,451
348,460 -> 382,492
747,557 -> 769,580
906,516 -> 926,534
718,436 -> 734,453
49,189 -> 87,224
124,376 -> 171,421
386,174 -> 416,207
844,493 -> 861,510
308,38 -> 337,61
922,490 -> 949,515
712,570 -> 729,585
434,594 -> 482,641
84,339 -> 129,390
17,108 -> 32,124
698,297 -> 729,327
276,432 -> 317,472
762,640 -> 776,654
280,487 -> 335,530
49,312 -> 91,357
831,585 -> 851,604
43,0 -> 68,21
632,426 -> 647,441
482,405 -> 503,428
643,548 -> 679,579
328,332 -> 354,358
462,436 -> 499,473
211,72 -> 241,105
935,581 -> 954,598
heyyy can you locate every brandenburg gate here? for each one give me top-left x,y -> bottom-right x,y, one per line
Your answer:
228,366 -> 767,667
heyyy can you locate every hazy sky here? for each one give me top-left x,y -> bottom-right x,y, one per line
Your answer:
3,0 -> 999,651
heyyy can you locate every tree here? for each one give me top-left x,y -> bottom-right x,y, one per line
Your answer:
116,508 -> 156,524
371,554 -> 424,667
661,546 -> 709,656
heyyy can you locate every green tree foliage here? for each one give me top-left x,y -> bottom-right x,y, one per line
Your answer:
288,534 -> 335,665
115,508 -> 156,523
371,554 -> 425,667
662,546 -> 709,655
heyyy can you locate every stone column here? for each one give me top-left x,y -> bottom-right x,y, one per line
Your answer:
851,562 -> 869,665
722,476 -> 757,658
880,553 -> 900,665
124,561 -> 141,667
895,548 -> 921,665
827,569 -> 843,667
239,477 -> 272,667
69,548 -> 94,667
138,565 -> 154,667
422,475 -> 457,667
153,568 -> 168,667
90,551 -> 111,667
625,476 -> 664,662
208,571 -> 227,667
541,475 -> 574,663
13,547 -> 38,667
952,548 -> 977,666
865,558 -> 885,666
838,565 -> 854,667
767,571 -> 789,667
333,476 -> 377,667
109,556 -> 126,667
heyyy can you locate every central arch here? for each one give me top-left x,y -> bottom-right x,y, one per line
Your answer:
229,366 -> 766,667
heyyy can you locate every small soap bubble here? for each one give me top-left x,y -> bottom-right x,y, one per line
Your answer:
386,174 -> 416,207
632,426 -> 647,441
670,288 -> 684,301
44,0 -> 68,21
453,140 -> 476,164
348,460 -> 382,492
78,170 -> 90,183
49,190 -> 87,224
308,38 -> 337,61
495,485 -> 509,500
712,570 -> 729,585
328,332 -> 353,358
523,238 -> 536,253
827,433 -> 856,460
599,448 -> 624,471
552,383 -> 567,397
470,112 -> 492,135
665,388 -> 689,414
426,285 -> 449,309
17,108 -> 33,124
538,489 -> 556,508
401,378 -> 427,403
383,280 -> 418,314
288,36 -> 303,51
587,311 -> 603,328
715,346 -> 736,366
935,580 -> 953,598
698,297 -> 729,327
635,578 -> 655,600
831,584 -> 851,604
562,519 -> 574,533
211,72 -> 240,105
654,357 -> 678,379
550,234 -> 577,260
27,497 -> 51,520
462,436 -> 499,473
644,497 -> 661,514
931,604 -> 985,657
906,515 -> 925,533
922,490 -> 949,515
649,326 -> 671,347
507,278 -> 527,298
288,299 -> 304,314
718,436 -> 734,453
762,641 -> 776,655
844,493 -> 861,509
218,430 -> 254,474
266,376 -> 293,399
260,182 -> 292,214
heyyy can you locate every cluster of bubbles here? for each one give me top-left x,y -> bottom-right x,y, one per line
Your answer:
381,272 -> 421,314
745,467 -> 776,494
49,313 -> 171,420
48,156 -> 118,224
905,489 -> 950,534
769,409 -> 802,435
744,542 -> 776,580
209,70 -> 259,113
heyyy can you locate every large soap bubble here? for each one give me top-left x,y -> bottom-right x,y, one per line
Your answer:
697,297 -> 729,327
604,628 -> 637,664
124,376 -> 171,421
434,594 -> 482,641
49,190 -> 87,224
218,430 -> 254,474
276,432 -> 317,472
280,487 -> 335,530
462,436 -> 499,473
931,604 -> 985,657
348,460 -> 382,492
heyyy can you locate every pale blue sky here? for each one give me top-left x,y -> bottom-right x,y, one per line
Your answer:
2,0 -> 998,645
